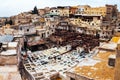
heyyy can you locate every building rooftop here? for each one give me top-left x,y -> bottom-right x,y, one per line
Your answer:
0,41 -> 21,80
0,35 -> 14,43
68,50 -> 116,80
0,65 -> 21,80
23,46 -> 85,80
75,14 -> 102,17
0,42 -> 18,56
111,37 -> 120,43
99,37 -> 120,51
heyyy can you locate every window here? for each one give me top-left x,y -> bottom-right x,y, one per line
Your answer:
27,29 -> 29,32
42,33 -> 44,38
20,27 -> 22,30
70,78 -> 75,80
51,11 -> 53,12
107,8 -> 111,10
82,9 -> 84,11
47,32 -> 49,35
52,30 -> 54,32
107,12 -> 111,14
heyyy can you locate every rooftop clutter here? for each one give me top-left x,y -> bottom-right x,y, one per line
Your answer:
0,41 -> 22,80
50,29 -> 100,52
23,46 -> 93,80
67,50 -> 115,80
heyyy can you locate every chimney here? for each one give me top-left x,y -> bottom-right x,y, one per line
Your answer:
114,44 -> 120,80
108,54 -> 116,67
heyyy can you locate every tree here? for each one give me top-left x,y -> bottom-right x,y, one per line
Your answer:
5,19 -> 8,25
9,19 -> 13,25
32,6 -> 39,15
5,19 -> 13,25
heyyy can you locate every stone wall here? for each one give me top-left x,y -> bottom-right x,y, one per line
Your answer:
66,72 -> 93,80
0,56 -> 18,65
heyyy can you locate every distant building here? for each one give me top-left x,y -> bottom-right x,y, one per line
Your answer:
115,44 -> 120,80
115,12 -> 120,32
69,6 -> 78,14
57,6 -> 70,17
19,23 -> 36,35
44,7 -> 51,14
75,4 -> 118,21
0,38 -> 22,80
50,7 -> 60,15
38,9 -> 46,16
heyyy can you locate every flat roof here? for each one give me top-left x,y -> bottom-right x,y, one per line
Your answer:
0,65 -> 21,80
8,42 -> 18,48
0,35 -> 14,43
69,51 -> 116,80
109,54 -> 116,59
99,42 -> 117,51
0,50 -> 17,56
75,14 -> 101,17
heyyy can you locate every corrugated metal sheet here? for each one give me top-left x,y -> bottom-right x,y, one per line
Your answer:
0,35 -> 13,43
